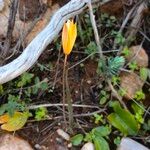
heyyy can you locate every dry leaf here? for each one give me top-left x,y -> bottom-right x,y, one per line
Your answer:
0,111 -> 29,131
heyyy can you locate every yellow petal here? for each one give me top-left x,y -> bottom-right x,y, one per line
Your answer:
62,19 -> 77,55
68,21 -> 77,54
62,23 -> 69,55
1,112 -> 29,131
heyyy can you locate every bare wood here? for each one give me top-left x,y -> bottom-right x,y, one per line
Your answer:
0,0 -> 88,84
126,1 -> 147,44
0,0 -> 110,84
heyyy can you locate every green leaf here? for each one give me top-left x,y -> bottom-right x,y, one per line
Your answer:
40,82 -> 48,91
107,102 -> 138,135
71,134 -> 84,146
35,107 -> 47,121
92,126 -> 111,137
0,84 -> 4,95
114,137 -> 121,146
94,136 -> 110,150
128,61 -> 138,71
134,90 -> 145,101
108,56 -> 125,76
140,67 -> 148,81
122,46 -> 130,56
17,72 -> 34,87
84,132 -> 93,142
97,56 -> 125,78
0,95 -> 25,116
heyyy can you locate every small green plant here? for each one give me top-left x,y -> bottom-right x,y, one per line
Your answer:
94,114 -> 105,124
71,125 -> 111,150
111,76 -> 120,86
122,46 -> 130,57
99,90 -> 110,105
0,94 -> 26,116
134,90 -> 145,101
112,31 -> 126,45
71,134 -> 84,146
128,61 -> 138,71
114,136 -> 121,146
140,67 -> 149,81
97,56 -> 125,78
35,107 -> 48,121
131,103 -> 144,124
101,13 -> 117,27
17,72 -> 34,87
85,41 -> 97,59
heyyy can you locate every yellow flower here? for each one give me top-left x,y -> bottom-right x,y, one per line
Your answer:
62,19 -> 77,55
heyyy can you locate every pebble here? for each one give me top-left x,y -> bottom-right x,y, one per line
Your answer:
117,137 -> 149,150
56,129 -> 70,141
81,142 -> 95,150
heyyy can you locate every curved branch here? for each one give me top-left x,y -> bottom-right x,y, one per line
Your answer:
0,0 -> 108,84
0,0 -> 88,84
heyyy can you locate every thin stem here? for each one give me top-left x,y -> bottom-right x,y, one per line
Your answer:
65,65 -> 74,130
62,55 -> 68,125
108,79 -> 127,109
87,0 -> 103,58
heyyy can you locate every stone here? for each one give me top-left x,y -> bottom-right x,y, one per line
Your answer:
57,129 -> 70,141
117,137 -> 149,150
81,142 -> 95,150
0,0 -> 4,11
0,134 -> 33,150
120,72 -> 144,100
126,46 -> 149,68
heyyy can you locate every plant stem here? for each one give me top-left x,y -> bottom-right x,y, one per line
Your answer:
65,64 -> 74,131
63,55 -> 74,131
62,55 -> 67,125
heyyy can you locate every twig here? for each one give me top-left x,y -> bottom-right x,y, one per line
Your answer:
87,0 -> 103,58
125,1 -> 147,45
108,80 -> 127,109
116,84 -> 150,115
28,103 -> 100,110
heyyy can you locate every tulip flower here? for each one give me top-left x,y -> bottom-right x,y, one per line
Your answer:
62,19 -> 77,55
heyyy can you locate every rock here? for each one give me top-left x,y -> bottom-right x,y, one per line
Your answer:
120,72 -> 144,100
18,0 -> 41,22
117,137 -> 149,150
25,4 -> 59,44
81,142 -> 95,150
100,0 -> 124,17
0,134 -> 33,150
0,0 -> 4,11
56,129 -> 70,141
126,46 -> 148,67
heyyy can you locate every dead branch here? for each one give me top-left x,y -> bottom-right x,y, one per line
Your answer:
0,0 -> 109,84
125,1 -> 147,44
